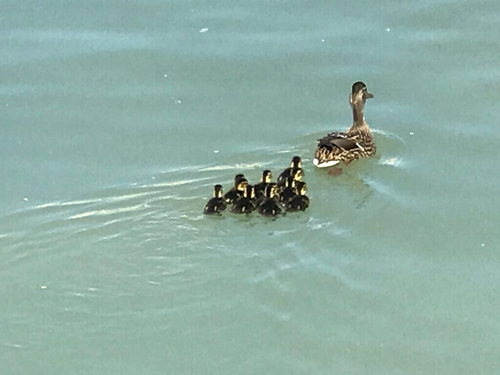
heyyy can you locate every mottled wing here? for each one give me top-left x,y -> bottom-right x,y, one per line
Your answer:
318,132 -> 362,151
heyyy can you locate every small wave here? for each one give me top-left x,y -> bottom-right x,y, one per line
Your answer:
199,162 -> 269,172
69,203 -> 146,220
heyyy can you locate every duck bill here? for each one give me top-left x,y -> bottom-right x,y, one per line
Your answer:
365,92 -> 374,99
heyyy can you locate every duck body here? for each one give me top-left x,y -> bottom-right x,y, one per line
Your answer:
231,185 -> 255,214
285,182 -> 309,212
258,199 -> 282,217
256,182 -> 277,206
231,198 -> 255,214
204,197 -> 226,215
254,181 -> 269,199
277,167 -> 303,188
254,170 -> 272,200
224,189 -> 242,204
224,177 -> 248,204
204,184 -> 227,215
286,195 -> 309,212
277,156 -> 303,185
277,167 -> 304,185
314,130 -> 375,167
313,81 -> 376,168
278,178 -> 297,205
257,184 -> 282,217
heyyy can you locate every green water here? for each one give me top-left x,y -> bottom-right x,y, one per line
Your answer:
1,0 -> 500,373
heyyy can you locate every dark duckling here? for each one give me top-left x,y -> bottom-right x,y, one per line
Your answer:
286,181 -> 309,212
254,170 -> 272,199
256,182 -> 277,206
224,176 -> 248,204
203,184 -> 226,215
277,167 -> 303,188
258,185 -> 282,217
277,156 -> 304,184
278,177 -> 297,205
231,185 -> 255,214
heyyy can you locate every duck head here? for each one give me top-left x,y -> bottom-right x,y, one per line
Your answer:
262,170 -> 272,183
291,168 -> 303,182
290,156 -> 302,169
349,81 -> 373,125
350,81 -> 373,105
296,181 -> 307,196
213,184 -> 223,198
236,177 -> 248,191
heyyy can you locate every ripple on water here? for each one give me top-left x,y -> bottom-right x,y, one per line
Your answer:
0,132 -> 408,319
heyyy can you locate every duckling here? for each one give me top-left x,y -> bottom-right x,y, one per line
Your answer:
258,185 -> 282,217
256,182 -> 277,206
254,170 -> 273,199
286,181 -> 309,212
231,185 -> 255,214
313,81 -> 376,168
224,176 -> 248,204
277,167 -> 303,188
277,156 -> 304,184
278,177 -> 297,205
203,184 -> 226,215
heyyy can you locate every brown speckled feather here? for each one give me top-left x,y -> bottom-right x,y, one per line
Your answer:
314,129 -> 376,165
313,81 -> 376,167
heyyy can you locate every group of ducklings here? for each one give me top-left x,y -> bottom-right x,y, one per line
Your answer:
204,156 -> 309,217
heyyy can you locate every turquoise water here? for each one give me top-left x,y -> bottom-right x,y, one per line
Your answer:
2,0 -> 500,373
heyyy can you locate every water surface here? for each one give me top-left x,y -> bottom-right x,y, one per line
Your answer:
1,0 -> 500,374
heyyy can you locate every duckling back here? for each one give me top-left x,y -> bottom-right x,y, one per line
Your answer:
285,181 -> 309,212
224,177 -> 248,204
279,177 -> 297,204
204,198 -> 226,215
258,199 -> 281,217
254,170 -> 273,198
257,185 -> 281,217
231,185 -> 255,214
285,195 -> 309,212
204,184 -> 226,215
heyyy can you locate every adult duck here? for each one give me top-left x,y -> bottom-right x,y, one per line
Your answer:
313,81 -> 376,168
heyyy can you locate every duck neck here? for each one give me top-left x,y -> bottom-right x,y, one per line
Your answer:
349,101 -> 369,133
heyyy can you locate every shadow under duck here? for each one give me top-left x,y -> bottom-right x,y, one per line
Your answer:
313,81 -> 376,168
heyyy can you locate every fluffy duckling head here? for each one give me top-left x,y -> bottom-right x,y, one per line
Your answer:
234,174 -> 245,183
296,181 -> 307,196
213,184 -> 223,198
236,177 -> 248,191
261,170 -> 272,183
290,156 -> 302,169
291,168 -> 303,182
